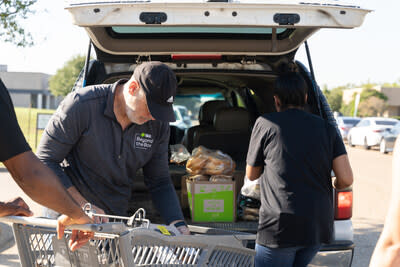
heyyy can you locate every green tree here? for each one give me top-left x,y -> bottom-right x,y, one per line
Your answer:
340,102 -> 354,117
360,80 -> 377,89
0,0 -> 37,47
360,88 -> 388,102
324,86 -> 344,112
340,88 -> 388,117
358,96 -> 388,117
49,55 -> 86,96
382,78 -> 400,88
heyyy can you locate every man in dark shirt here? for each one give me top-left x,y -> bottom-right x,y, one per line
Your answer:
245,69 -> 353,267
37,61 -> 189,234
0,78 -> 92,250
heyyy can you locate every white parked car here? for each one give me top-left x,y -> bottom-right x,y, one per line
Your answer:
336,116 -> 361,140
348,117 -> 399,149
65,1 -> 370,266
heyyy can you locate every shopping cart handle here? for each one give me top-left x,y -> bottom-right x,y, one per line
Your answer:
0,216 -> 128,234
0,216 -> 58,228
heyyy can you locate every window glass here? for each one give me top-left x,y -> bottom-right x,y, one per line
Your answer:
112,26 -> 288,35
343,118 -> 361,126
173,93 -> 224,127
356,120 -> 366,127
375,120 -> 397,126
174,109 -> 181,120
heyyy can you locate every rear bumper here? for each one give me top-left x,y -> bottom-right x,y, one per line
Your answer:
309,241 -> 354,267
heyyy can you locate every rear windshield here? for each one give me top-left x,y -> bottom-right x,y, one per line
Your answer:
343,119 -> 360,126
375,120 -> 398,126
112,26 -> 288,34
109,26 -> 290,39
174,93 -> 224,125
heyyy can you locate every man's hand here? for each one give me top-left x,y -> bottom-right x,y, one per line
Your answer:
0,197 -> 33,217
170,220 -> 190,235
87,204 -> 108,223
176,225 -> 190,235
57,214 -> 94,251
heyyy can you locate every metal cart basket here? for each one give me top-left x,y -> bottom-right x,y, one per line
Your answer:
0,210 -> 255,267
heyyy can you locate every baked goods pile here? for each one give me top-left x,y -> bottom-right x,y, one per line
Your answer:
186,146 -> 236,176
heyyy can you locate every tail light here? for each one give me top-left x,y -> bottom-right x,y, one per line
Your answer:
171,54 -> 222,60
340,126 -> 348,130
373,129 -> 383,133
335,190 -> 353,220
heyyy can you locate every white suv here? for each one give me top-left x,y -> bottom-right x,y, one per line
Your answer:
66,1 -> 370,266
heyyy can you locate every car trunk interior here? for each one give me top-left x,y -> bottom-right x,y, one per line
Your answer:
84,66 -> 318,227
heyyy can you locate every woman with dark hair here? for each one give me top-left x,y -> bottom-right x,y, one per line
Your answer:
245,65 -> 353,267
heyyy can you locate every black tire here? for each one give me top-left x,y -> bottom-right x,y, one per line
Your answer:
364,137 -> 371,150
380,139 -> 388,154
348,135 -> 355,147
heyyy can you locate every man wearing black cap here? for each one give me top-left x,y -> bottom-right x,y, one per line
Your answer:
37,61 -> 189,234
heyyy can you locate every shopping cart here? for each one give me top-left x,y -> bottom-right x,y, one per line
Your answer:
0,208 -> 255,267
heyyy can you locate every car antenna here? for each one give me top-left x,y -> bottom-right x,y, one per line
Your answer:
82,39 -> 92,87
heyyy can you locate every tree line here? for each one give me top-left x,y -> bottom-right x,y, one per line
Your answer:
323,79 -> 400,118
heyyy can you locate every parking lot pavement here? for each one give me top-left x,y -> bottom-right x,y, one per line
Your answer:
352,219 -> 383,267
0,168 -> 43,267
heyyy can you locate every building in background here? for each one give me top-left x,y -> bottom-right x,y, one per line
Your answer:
0,65 -> 62,109
379,87 -> 400,117
343,86 -> 400,117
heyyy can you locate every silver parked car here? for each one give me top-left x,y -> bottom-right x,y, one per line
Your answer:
348,117 -> 399,149
380,121 -> 400,154
336,116 -> 361,140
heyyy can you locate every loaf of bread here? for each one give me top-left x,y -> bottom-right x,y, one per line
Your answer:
186,146 -> 236,175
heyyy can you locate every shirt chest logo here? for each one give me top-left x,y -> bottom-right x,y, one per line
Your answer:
134,132 -> 153,150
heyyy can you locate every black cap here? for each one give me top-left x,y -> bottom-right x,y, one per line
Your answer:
133,61 -> 177,122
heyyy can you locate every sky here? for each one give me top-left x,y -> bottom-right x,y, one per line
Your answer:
0,1 -> 399,89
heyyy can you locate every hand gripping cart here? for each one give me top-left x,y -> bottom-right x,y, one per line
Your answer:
0,207 -> 256,267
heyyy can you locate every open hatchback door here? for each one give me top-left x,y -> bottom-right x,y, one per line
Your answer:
65,0 -> 370,57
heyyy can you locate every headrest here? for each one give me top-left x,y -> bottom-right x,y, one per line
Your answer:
214,107 -> 250,132
199,100 -> 229,125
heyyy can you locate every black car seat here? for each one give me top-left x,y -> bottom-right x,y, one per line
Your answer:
182,100 -> 229,153
192,107 -> 251,164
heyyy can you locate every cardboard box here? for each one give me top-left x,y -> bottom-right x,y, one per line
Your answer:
186,179 -> 236,222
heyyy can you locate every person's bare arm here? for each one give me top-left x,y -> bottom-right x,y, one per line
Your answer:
4,151 -> 88,220
332,154 -> 353,189
246,165 -> 263,181
5,151 -> 95,250
370,138 -> 400,267
67,186 -> 106,223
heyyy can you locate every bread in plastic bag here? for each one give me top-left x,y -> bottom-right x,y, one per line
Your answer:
186,146 -> 236,175
170,144 -> 191,164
